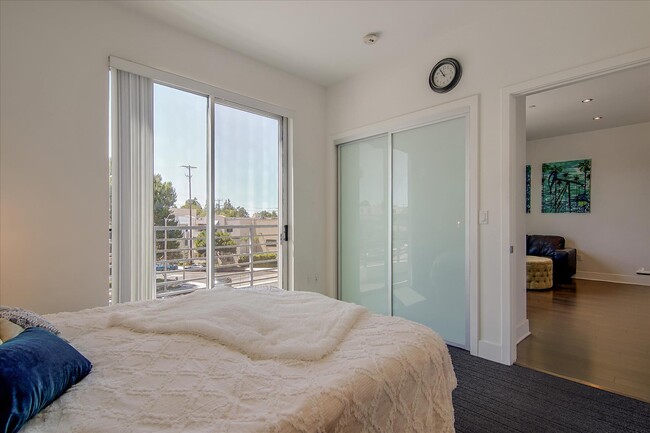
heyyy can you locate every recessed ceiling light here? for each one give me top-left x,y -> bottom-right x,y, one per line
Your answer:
593,116 -> 603,120
582,98 -> 594,103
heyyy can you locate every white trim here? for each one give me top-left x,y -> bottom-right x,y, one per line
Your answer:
515,319 -> 530,344
108,56 -> 294,119
574,272 -> 650,287
467,95 -> 479,356
500,92 -> 515,365
387,133 -> 393,316
478,340 -> 502,363
286,118 -> 295,291
500,48 -> 650,365
280,117 -> 290,290
333,96 -> 477,145
333,95 -> 480,353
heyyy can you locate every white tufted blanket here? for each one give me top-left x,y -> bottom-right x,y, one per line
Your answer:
25,288 -> 456,433
107,287 -> 368,361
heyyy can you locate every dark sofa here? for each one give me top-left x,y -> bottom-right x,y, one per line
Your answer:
526,235 -> 576,283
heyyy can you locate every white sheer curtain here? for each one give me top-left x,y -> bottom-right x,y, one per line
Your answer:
112,69 -> 155,303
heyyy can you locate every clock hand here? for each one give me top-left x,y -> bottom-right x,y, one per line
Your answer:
440,69 -> 446,78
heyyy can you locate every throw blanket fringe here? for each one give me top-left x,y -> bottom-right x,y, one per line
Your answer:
108,288 -> 368,361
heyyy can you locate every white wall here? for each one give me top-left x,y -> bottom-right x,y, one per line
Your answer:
325,1 -> 650,362
0,1 -> 327,313
526,122 -> 650,286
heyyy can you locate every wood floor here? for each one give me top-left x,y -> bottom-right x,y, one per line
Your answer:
516,278 -> 650,403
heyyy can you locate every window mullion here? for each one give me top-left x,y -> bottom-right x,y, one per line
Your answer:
206,95 -> 216,289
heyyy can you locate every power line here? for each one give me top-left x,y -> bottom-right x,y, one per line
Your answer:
180,165 -> 197,259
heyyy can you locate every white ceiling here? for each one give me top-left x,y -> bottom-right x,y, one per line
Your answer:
116,0 -> 511,86
526,64 -> 650,140
116,1 -> 650,140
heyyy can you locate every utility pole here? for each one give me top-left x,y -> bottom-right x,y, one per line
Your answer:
180,165 -> 197,259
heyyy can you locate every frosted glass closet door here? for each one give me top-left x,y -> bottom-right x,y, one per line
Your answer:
392,117 -> 467,346
339,135 -> 390,315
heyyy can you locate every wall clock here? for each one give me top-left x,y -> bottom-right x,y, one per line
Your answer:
429,58 -> 462,93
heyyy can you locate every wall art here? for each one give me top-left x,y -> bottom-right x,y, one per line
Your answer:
542,159 -> 591,213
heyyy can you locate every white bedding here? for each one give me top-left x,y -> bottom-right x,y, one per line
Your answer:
26,288 -> 456,433
107,287 -> 368,361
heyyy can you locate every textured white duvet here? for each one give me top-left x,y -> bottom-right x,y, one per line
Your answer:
26,288 -> 456,433
107,288 -> 368,361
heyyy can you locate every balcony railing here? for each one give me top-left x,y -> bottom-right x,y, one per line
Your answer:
154,224 -> 279,298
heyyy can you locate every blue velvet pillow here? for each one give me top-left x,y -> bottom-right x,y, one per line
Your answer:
0,327 -> 92,433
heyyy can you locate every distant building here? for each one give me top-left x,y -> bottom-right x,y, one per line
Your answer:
165,209 -> 278,259
215,215 -> 278,254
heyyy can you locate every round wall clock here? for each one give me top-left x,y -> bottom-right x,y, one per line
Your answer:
429,58 -> 462,93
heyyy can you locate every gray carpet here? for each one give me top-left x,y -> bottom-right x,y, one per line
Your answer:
448,347 -> 650,433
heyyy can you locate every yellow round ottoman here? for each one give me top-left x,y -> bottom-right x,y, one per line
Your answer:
526,256 -> 553,290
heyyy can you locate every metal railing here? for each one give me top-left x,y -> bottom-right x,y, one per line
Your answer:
154,223 -> 279,298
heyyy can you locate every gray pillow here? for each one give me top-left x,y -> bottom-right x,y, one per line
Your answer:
0,307 -> 60,335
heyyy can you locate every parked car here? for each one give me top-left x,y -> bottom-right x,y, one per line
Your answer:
156,262 -> 178,271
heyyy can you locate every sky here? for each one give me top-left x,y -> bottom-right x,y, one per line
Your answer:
153,84 -> 279,214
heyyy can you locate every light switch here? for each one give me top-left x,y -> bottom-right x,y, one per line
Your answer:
479,210 -> 489,225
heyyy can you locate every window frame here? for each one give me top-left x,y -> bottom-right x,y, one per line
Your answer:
110,57 -> 291,294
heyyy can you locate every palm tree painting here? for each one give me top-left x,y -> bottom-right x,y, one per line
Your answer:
542,159 -> 591,213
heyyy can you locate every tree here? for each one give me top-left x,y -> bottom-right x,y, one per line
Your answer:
255,210 -> 278,219
181,198 -> 206,217
577,159 -> 591,212
195,229 -> 208,257
217,198 -> 249,217
215,231 -> 238,265
195,230 -> 238,265
154,174 -> 182,261
577,160 -> 591,192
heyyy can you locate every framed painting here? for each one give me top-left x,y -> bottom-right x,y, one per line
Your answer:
542,159 -> 591,213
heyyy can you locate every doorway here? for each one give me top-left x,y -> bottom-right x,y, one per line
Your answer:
503,51 -> 650,401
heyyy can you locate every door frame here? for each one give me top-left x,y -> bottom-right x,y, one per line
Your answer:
500,48 -> 650,365
333,95 -> 479,354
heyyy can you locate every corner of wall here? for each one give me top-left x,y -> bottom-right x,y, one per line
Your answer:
478,340 -> 506,364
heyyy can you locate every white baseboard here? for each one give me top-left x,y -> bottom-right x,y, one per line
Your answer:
574,271 -> 650,286
478,340 -> 503,364
515,319 -> 531,344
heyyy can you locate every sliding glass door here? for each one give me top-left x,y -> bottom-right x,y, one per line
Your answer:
212,102 -> 283,289
339,117 -> 468,347
153,88 -> 286,297
338,134 -> 390,315
112,69 -> 287,301
153,84 -> 209,295
391,118 -> 467,346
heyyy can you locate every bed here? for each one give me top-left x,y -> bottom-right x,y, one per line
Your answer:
18,286 -> 456,433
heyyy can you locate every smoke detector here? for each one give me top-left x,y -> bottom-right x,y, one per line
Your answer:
363,33 -> 379,45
